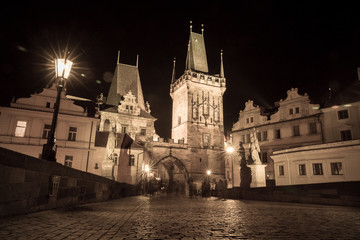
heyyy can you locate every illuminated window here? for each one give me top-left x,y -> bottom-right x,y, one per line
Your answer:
64,155 -> 73,167
203,133 -> 210,148
337,110 -> 349,120
312,163 -> 323,175
298,164 -> 306,176
340,130 -> 352,141
279,165 -> 284,176
15,121 -> 27,137
293,125 -> 300,136
309,122 -> 317,134
330,162 -> 343,175
68,127 -> 77,141
42,124 -> 51,139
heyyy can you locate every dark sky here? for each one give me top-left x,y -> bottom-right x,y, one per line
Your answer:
1,1 -> 359,138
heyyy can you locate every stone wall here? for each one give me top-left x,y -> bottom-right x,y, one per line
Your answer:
226,181 -> 360,207
0,147 -> 135,218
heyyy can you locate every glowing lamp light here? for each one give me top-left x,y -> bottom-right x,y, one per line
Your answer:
55,59 -> 73,79
226,146 -> 234,153
207,170 -> 211,175
145,164 -> 150,173
344,104 -> 351,107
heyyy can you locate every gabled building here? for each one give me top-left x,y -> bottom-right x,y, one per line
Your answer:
0,84 -> 100,175
228,88 -> 323,186
95,53 -> 156,185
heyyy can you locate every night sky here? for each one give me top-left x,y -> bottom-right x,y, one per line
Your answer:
1,1 -> 359,139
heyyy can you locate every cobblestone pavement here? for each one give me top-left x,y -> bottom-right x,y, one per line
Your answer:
1,195 -> 360,239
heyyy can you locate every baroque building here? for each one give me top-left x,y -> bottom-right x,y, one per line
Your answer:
0,84 -> 100,175
228,88 -> 323,187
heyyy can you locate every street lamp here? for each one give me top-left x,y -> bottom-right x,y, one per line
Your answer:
226,146 -> 234,154
42,58 -> 73,161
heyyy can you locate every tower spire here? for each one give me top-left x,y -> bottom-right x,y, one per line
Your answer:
136,54 -> 139,68
117,50 -> 120,64
220,49 -> 224,78
185,42 -> 191,71
201,24 -> 204,35
190,20 -> 192,33
171,57 -> 176,84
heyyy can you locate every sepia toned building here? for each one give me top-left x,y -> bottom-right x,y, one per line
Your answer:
228,88 -> 323,186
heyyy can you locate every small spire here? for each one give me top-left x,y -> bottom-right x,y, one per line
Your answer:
201,24 -> 204,35
117,50 -> 120,64
171,57 -> 176,84
136,54 -> 139,68
185,42 -> 191,71
190,20 -> 192,32
220,49 -> 224,78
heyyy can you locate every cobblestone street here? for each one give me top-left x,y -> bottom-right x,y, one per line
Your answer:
1,195 -> 359,239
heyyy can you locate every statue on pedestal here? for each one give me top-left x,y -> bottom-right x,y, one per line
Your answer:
250,129 -> 261,165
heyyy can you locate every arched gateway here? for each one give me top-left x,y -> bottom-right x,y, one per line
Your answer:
153,155 -> 190,196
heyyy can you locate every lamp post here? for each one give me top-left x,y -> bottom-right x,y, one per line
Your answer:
42,58 -> 73,162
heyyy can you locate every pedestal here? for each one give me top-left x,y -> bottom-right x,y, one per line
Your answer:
248,164 -> 267,188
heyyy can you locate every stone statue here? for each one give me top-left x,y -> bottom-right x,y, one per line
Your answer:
250,129 -> 261,165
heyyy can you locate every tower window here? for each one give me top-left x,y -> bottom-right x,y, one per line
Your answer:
178,115 -> 181,125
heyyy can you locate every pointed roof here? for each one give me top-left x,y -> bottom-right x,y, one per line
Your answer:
220,49 -> 224,78
106,55 -> 146,111
185,27 -> 209,73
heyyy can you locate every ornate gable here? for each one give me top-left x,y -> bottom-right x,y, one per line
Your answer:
117,90 -> 140,116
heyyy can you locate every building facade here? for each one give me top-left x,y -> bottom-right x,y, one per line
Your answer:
0,84 -> 100,175
228,88 -> 323,186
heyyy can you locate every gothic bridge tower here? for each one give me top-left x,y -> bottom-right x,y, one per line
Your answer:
170,22 -> 226,149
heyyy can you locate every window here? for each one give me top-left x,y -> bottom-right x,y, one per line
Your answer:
203,134 -> 210,148
312,163 -> 323,175
262,131 -> 268,141
337,110 -> 349,120
274,129 -> 281,139
261,152 -> 267,163
241,135 -> 245,143
112,153 -> 118,164
42,124 -> 51,139
46,102 -> 50,108
298,164 -> 306,176
309,122 -> 317,134
340,130 -> 352,141
331,162 -> 343,175
246,134 -> 250,143
121,126 -> 127,133
293,125 -> 300,136
178,115 -> 181,125
295,107 -> 300,113
279,165 -> 284,176
15,121 -> 27,137
140,128 -> 146,136
246,118 -> 249,124
289,109 -> 293,115
68,127 -> 77,141
256,132 -> 262,141
250,117 -> 253,123
129,154 -> 135,166
64,155 -> 73,167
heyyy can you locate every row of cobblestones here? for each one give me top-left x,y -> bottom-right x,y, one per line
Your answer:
0,195 -> 359,239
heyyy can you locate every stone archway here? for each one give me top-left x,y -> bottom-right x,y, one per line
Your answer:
153,156 -> 190,196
